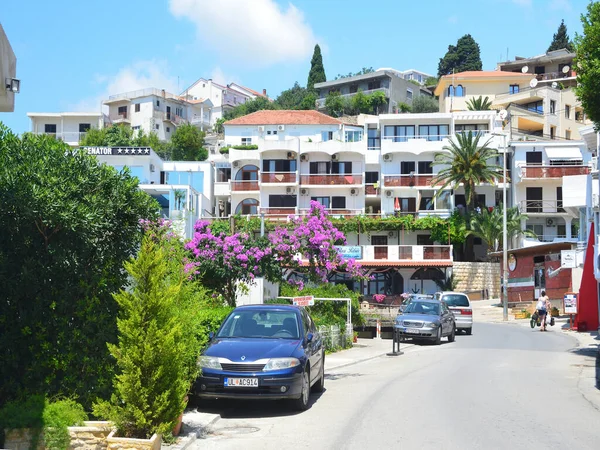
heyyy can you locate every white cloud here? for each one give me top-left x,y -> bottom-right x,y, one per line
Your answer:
69,60 -> 179,112
550,0 -> 571,11
512,0 -> 532,6
210,66 -> 238,86
169,0 -> 318,66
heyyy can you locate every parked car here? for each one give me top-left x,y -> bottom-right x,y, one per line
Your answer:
193,304 -> 325,411
394,299 -> 456,344
398,294 -> 433,313
435,291 -> 473,335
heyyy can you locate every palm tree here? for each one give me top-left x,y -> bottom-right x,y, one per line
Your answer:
469,204 -> 535,254
466,95 -> 492,111
432,131 -> 501,260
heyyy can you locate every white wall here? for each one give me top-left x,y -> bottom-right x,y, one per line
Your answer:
0,24 -> 16,112
224,124 -> 342,146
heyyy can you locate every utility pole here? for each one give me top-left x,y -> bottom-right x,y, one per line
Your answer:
502,133 -> 508,321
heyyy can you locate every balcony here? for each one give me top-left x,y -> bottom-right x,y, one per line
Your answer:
261,172 -> 297,184
110,112 -> 130,123
230,180 -> 259,192
298,208 -> 362,218
259,139 -> 300,152
492,85 -> 557,107
381,135 -> 451,155
229,148 -> 260,162
520,165 -> 591,179
299,174 -> 363,186
361,245 -> 453,262
38,131 -> 88,144
384,174 -> 435,187
164,111 -> 188,126
365,184 -> 380,195
259,207 -> 297,219
316,87 -> 390,108
519,200 -> 567,214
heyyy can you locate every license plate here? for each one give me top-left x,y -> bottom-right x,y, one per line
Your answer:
405,328 -> 420,334
224,377 -> 258,387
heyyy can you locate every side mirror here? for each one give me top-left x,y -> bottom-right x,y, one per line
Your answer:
306,332 -> 314,343
208,331 -> 215,340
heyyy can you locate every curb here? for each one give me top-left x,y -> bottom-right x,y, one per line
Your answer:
165,432 -> 198,450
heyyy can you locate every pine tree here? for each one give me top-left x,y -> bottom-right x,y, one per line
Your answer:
548,19 -> 574,52
437,34 -> 483,77
307,44 -> 326,91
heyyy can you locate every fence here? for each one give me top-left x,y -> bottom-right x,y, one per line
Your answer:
318,324 -> 353,350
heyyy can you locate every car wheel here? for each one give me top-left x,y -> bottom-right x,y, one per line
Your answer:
434,327 -> 442,345
293,369 -> 310,411
465,327 -> 472,335
448,326 -> 455,342
312,357 -> 325,393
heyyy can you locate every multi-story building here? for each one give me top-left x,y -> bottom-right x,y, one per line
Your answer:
182,78 -> 268,126
398,69 -> 434,85
103,88 -> 213,139
314,69 -> 432,114
27,112 -> 106,146
1,23 -> 18,112
434,49 -> 591,141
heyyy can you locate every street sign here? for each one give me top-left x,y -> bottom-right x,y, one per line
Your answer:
561,250 -> 577,269
292,295 -> 315,307
564,293 -> 577,314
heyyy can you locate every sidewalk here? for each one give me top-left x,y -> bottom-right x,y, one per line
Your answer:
325,337 -> 408,371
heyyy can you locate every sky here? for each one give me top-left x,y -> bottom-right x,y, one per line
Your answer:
1,0 -> 590,133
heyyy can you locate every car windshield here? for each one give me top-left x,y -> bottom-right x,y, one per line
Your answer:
217,310 -> 301,339
443,294 -> 469,307
404,301 -> 440,316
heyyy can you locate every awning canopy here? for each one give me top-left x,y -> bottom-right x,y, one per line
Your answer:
545,147 -> 582,160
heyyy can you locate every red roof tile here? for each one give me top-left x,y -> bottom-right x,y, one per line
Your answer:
224,110 -> 342,126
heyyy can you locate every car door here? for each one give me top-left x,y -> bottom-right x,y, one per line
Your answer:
441,302 -> 452,333
302,309 -> 321,384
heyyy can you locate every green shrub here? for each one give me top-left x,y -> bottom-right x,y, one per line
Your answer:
219,146 -> 230,154
231,144 -> 259,150
196,307 -> 234,349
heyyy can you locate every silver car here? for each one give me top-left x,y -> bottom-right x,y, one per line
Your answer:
394,299 -> 456,345
436,291 -> 473,335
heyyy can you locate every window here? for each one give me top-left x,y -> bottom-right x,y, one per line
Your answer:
135,103 -> 141,113
419,191 -> 434,210
557,187 -> 564,212
176,107 -> 183,117
117,106 -> 127,116
166,127 -> 170,133
368,272 -> 387,295
331,196 -> 346,209
216,168 -> 231,182
455,195 -> 466,208
365,171 -> 379,183
417,235 -> 434,245
526,223 -> 544,237
267,130 -> 272,135
455,85 -> 464,97
524,101 -> 543,114
236,165 -> 259,181
509,84 -> 519,94
418,124 -> 449,141
384,125 -> 415,142
332,161 -> 352,174
474,237 -> 483,245
401,161 -> 416,174
156,100 -> 160,107
565,130 -> 571,140
263,159 -> 296,172
534,66 -> 545,75
155,124 -> 160,130
367,80 -> 381,90
132,126 -> 141,131
235,198 -> 259,215
78,123 -> 91,132
436,190 -> 452,210
241,137 -> 252,145
349,85 -> 358,93
447,85 -> 455,97
550,126 -> 555,139
526,152 -> 542,165
311,197 -> 330,208
273,130 -> 278,135
367,128 -> 380,149
550,100 -> 556,114
165,171 -> 204,192
321,131 -> 333,141
557,224 -> 566,237
309,161 -> 330,174
406,89 -> 413,101
455,124 -> 488,135
44,124 -> 57,133
526,187 -> 543,213
476,194 -> 486,208
565,105 -> 571,119
269,195 -> 296,207
397,197 -> 416,212
345,130 -> 363,142
418,161 -> 433,174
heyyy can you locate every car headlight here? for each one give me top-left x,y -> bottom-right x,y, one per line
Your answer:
426,322 -> 440,328
198,356 -> 222,370
263,358 -> 301,371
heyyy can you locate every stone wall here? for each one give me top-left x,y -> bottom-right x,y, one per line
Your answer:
68,421 -> 112,450
3,429 -> 44,450
453,262 -> 501,299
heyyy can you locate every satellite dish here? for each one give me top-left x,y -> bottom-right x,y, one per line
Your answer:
551,81 -> 558,89
521,66 -> 529,74
499,109 -> 508,120
529,78 -> 539,88
562,65 -> 570,74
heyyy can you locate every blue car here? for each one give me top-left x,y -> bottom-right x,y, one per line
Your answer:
193,304 -> 325,410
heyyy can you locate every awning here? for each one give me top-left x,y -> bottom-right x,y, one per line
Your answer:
356,261 -> 453,268
545,147 -> 582,160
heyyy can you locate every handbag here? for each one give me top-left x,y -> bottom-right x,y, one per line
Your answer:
549,316 -> 555,326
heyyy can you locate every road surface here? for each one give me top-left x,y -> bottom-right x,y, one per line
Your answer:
189,323 -> 600,450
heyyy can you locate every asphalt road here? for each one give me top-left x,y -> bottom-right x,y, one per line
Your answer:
190,323 -> 600,450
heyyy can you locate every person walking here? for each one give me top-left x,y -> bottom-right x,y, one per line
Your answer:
536,290 -> 550,331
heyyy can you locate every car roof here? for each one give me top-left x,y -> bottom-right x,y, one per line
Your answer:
438,291 -> 468,296
234,304 -> 301,311
409,298 -> 442,304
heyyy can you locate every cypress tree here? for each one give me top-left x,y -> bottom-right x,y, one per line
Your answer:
307,44 -> 326,91
438,34 -> 482,77
548,19 -> 574,52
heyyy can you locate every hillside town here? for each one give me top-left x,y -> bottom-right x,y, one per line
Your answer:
1,3 -> 600,449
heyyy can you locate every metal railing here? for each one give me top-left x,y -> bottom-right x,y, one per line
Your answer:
230,180 -> 259,191
108,88 -> 182,102
362,245 -> 453,262
298,208 -> 363,218
109,112 -> 129,122
519,165 -> 590,178
519,200 -> 566,213
384,174 -> 435,187
318,324 -> 352,350
38,131 -> 88,143
261,172 -> 297,183
299,174 -> 363,185
382,134 -> 450,143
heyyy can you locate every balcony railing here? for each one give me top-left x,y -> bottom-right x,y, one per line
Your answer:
365,184 -> 379,195
38,131 -> 88,143
362,245 -> 453,262
259,207 -> 297,219
165,111 -> 187,125
383,134 -> 451,143
261,172 -> 297,183
520,165 -> 590,178
230,180 -> 259,191
298,208 -> 362,218
300,174 -> 363,185
316,87 -> 390,108
519,200 -> 566,214
384,174 -> 435,187
110,112 -> 129,122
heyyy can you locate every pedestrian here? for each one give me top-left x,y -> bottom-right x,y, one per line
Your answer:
536,290 -> 550,331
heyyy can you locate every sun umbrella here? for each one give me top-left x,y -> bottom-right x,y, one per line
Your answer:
394,197 -> 400,211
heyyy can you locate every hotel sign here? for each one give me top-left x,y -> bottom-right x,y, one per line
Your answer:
83,147 -> 151,156
335,246 -> 362,259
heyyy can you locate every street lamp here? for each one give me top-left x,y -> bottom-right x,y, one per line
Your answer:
492,132 -> 509,321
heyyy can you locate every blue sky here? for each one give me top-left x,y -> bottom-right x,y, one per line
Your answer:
1,0 -> 589,133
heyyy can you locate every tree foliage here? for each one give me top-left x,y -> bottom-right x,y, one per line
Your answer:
0,126 -> 159,409
424,76 -> 439,87
171,123 -> 207,161
411,95 -> 439,113
548,19 -> 574,52
223,96 -> 278,121
334,67 -> 375,80
575,2 -> 600,129
437,34 -> 483,77
275,82 -> 316,110
466,95 -> 493,111
79,125 -> 173,160
325,90 -> 389,116
307,44 -> 326,91
469,205 -> 533,253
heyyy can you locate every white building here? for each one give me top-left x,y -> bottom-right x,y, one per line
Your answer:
1,23 -> 18,112
103,88 -> 213,139
398,69 -> 434,85
27,112 -> 105,146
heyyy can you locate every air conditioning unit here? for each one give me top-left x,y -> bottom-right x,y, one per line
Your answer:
278,125 -> 286,131
300,188 -> 309,196
546,218 -> 556,227
386,190 -> 392,197
383,154 -> 392,162
233,161 -> 240,168
332,154 -> 339,161
388,231 -> 395,238
300,154 -> 308,162
350,188 -> 358,196
149,164 -> 156,173
286,187 -> 296,194
287,151 -> 296,159
257,126 -> 265,132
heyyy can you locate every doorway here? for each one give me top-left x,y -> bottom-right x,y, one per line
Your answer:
533,256 -> 546,300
